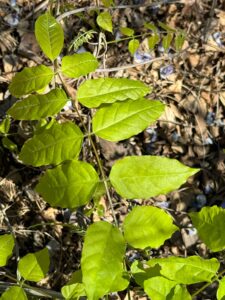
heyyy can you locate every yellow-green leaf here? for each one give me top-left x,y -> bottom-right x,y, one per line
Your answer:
0,234 -> 14,267
128,39 -> 139,56
0,286 -> 27,300
35,13 -> 64,61
97,11 -> 113,32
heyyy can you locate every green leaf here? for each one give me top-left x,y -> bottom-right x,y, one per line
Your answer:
92,99 -> 164,142
120,27 -> 134,37
61,283 -> 86,300
36,160 -> 100,209
81,221 -> 126,300
9,65 -> 54,97
131,261 -> 161,287
147,256 -> 219,284
77,78 -> 149,108
102,0 -> 114,7
158,21 -> 176,33
61,53 -> 99,78
35,13 -> 64,61
123,206 -> 178,249
169,285 -> 192,300
0,117 -> 10,134
19,121 -> 83,166
217,276 -> 225,300
0,286 -> 28,300
144,22 -> 158,32
2,137 -> 18,153
97,11 -> 113,32
148,34 -> 160,50
144,276 -> 177,300
18,248 -> 50,282
109,156 -> 199,199
128,39 -> 140,56
0,234 -> 14,267
162,33 -> 173,51
189,206 -> 225,252
7,88 -> 68,120
175,32 -> 186,51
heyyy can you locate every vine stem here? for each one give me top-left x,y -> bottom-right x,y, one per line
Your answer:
191,268 -> 225,298
57,73 -> 118,226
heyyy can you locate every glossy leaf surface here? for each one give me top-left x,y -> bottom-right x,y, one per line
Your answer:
77,78 -> 149,108
97,11 -> 112,32
0,234 -> 14,267
123,206 -> 178,249
144,277 -> 177,300
9,65 -> 53,97
147,256 -> 219,284
190,206 -> 225,252
19,121 -> 83,166
62,53 -> 99,78
169,285 -> 192,300
61,283 -> 85,299
18,248 -> 50,282
81,221 -> 126,300
8,88 -> 68,120
92,99 -> 164,141
0,286 -> 27,300
35,13 -> 64,61
36,161 -> 99,209
109,156 -> 199,199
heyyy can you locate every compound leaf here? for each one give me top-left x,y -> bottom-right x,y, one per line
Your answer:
109,156 -> 199,199
175,32 -> 185,51
8,88 -> 68,120
18,248 -> 50,282
19,121 -> 83,166
147,256 -> 219,284
144,276 -> 177,300
92,99 -> 164,141
0,286 -> 27,300
35,13 -> 64,61
62,53 -> 99,78
123,206 -> 178,249
158,21 -> 176,33
162,33 -> 173,51
217,276 -> 225,300
128,39 -> 140,56
148,34 -> 160,50
77,78 -> 149,108
0,234 -> 14,267
9,65 -> 54,97
97,11 -> 112,32
189,206 -> 225,252
36,161 -> 100,209
81,221 -> 126,300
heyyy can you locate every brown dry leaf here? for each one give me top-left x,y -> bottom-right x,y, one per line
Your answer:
168,80 -> 182,101
188,54 -> 200,68
41,208 -> 59,221
216,9 -> 225,26
219,91 -> 225,107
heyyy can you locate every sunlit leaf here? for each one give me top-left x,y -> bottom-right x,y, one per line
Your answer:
109,156 -> 199,199
61,283 -> 86,300
2,137 -> 18,153
36,160 -> 100,209
18,248 -> 50,282
131,260 -> 161,287
190,206 -> 225,252
0,286 -> 27,300
123,206 -> 178,249
0,117 -> 10,134
97,11 -> 113,32
61,53 -> 99,78
77,78 -> 149,108
128,39 -> 140,56
19,121 -> 83,166
81,221 -> 127,300
144,277 -> 177,300
175,31 -> 186,51
148,34 -> 160,50
102,0 -> 114,7
162,33 -> 173,51
35,13 -> 64,61
158,21 -> 176,33
92,99 -> 164,141
144,22 -> 158,32
217,276 -> 225,300
8,88 -> 68,120
168,285 -> 192,300
147,256 -> 219,284
9,65 -> 54,97
0,234 -> 14,267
